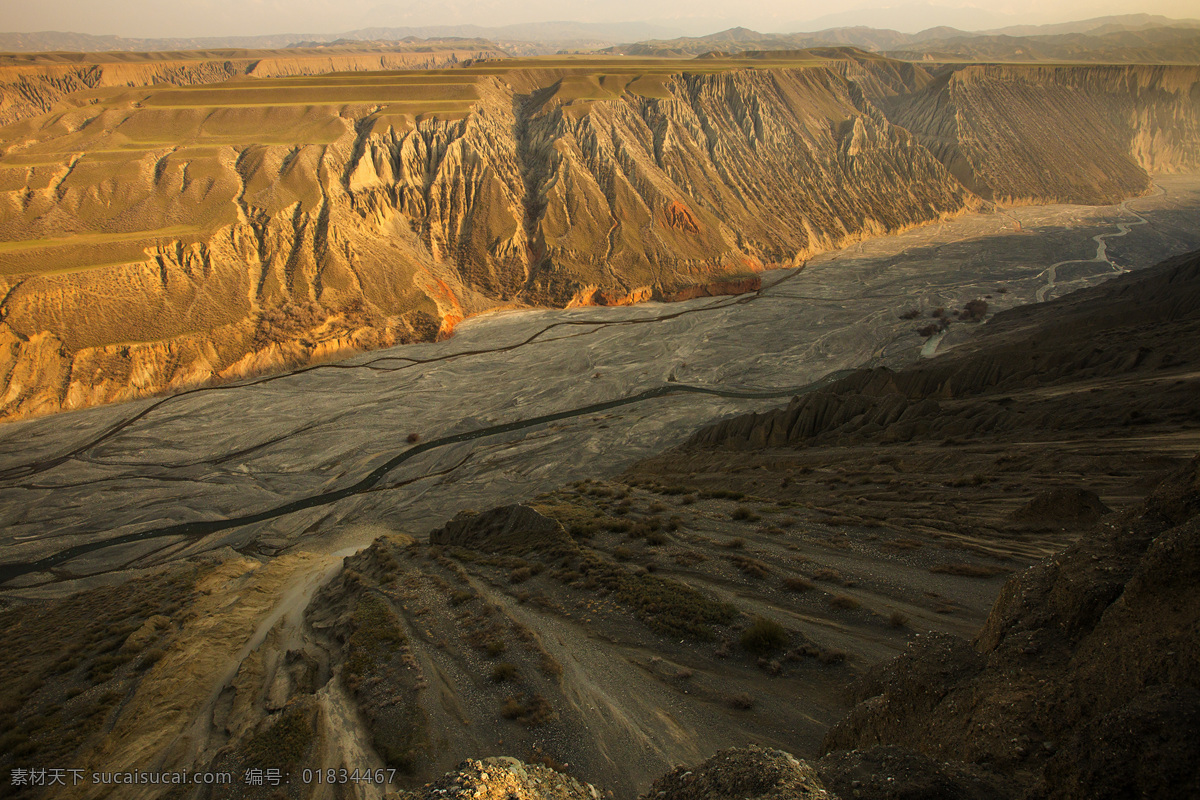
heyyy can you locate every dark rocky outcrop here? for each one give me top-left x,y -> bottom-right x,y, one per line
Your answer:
821,456 -> 1200,798
429,504 -> 575,555
639,746 -> 833,800
1008,488 -> 1113,530
816,745 -> 1018,800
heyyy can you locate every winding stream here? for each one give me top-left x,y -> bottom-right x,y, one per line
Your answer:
1035,188 -> 1158,302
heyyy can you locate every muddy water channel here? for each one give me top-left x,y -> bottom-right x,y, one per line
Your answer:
3,177 -> 1200,589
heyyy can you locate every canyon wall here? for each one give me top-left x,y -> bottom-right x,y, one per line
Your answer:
0,53 -> 1198,421
871,61 -> 1200,204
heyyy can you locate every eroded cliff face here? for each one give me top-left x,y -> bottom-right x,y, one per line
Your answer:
0,58 -> 974,421
1,54 -> 1198,421
873,62 -> 1200,204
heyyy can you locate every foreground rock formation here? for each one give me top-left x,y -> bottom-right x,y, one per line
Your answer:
1,49 -> 1198,421
819,454 -> 1200,799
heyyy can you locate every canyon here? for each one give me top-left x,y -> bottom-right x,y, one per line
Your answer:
1,34 -> 1199,800
2,49 -> 1199,422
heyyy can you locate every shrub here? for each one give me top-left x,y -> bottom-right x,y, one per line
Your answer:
888,611 -> 909,628
138,648 -> 165,670
829,594 -> 861,610
509,567 -> 534,584
539,653 -> 563,677
500,693 -> 555,727
406,432 -> 420,444
500,696 -> 526,719
818,649 -> 847,665
728,692 -> 755,710
731,506 -> 759,522
729,555 -> 770,578
491,663 -> 519,682
812,568 -> 845,584
740,617 -> 788,655
899,308 -> 921,320
721,538 -> 746,550
958,299 -> 988,322
916,322 -> 942,337
783,576 -> 814,592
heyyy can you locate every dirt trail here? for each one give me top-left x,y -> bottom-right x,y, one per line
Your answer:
147,548 -> 359,785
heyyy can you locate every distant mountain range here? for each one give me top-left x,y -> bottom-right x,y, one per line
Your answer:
602,15 -> 1200,62
0,21 -> 676,54
2,14 -> 1197,56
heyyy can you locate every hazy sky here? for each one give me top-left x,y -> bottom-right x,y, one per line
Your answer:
3,0 -> 1198,38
